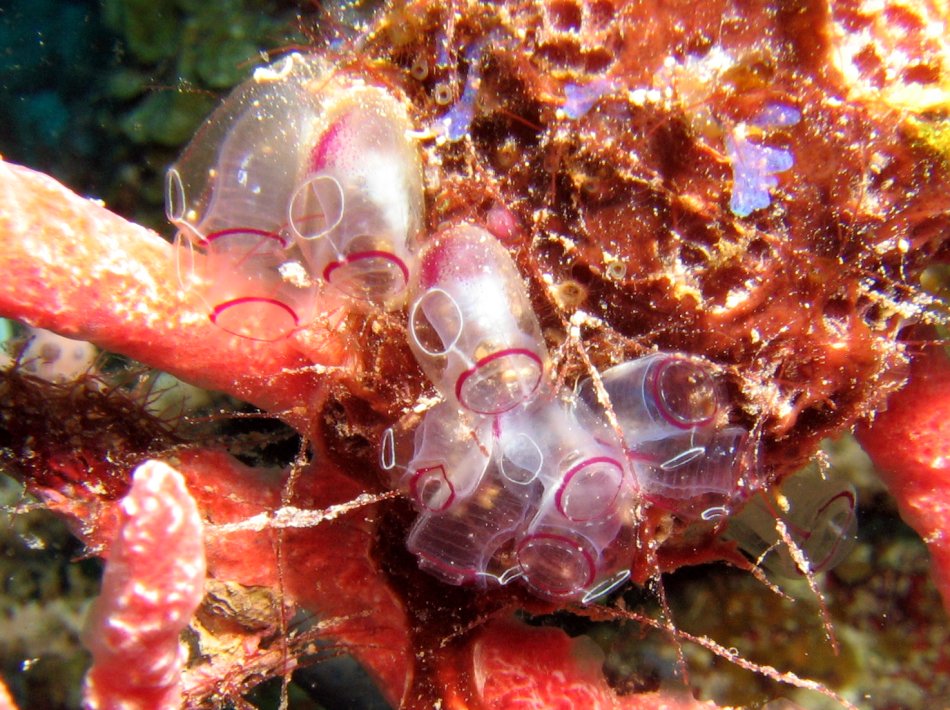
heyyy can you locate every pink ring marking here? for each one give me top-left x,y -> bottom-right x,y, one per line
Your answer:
409,465 -> 455,512
806,489 -> 857,572
649,357 -> 716,430
555,456 -> 625,522
322,250 -> 411,293
203,227 -> 289,248
210,297 -> 299,341
455,348 -> 544,415
516,532 -> 596,594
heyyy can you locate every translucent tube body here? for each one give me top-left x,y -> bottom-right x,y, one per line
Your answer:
497,395 -> 635,602
289,83 -> 424,307
166,53 -> 325,341
579,353 -> 755,518
577,353 -> 721,442
408,224 -> 548,415
406,461 -> 535,586
628,425 -> 753,519
400,402 -> 492,512
725,465 -> 857,577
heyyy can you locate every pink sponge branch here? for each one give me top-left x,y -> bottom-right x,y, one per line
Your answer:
856,343 -> 950,614
0,158 -> 350,429
82,460 -> 206,710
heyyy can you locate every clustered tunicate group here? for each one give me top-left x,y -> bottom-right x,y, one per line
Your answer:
166,54 -> 854,603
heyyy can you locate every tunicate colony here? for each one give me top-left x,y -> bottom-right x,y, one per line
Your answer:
166,54 -> 857,603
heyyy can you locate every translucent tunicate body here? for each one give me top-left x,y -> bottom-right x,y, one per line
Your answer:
394,386 -> 637,603
408,224 -> 548,415
725,465 -> 858,577
289,82 -> 424,307
406,459 -> 535,586
400,402 -> 492,512
577,353 -> 721,442
628,426 -> 753,519
579,353 -> 756,518
498,395 -> 635,601
166,54 -> 325,341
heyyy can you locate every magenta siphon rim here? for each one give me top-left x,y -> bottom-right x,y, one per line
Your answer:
649,356 -> 717,430
455,348 -> 544,415
409,465 -> 455,512
203,227 -> 290,248
555,456 -> 625,522
322,250 -> 411,298
210,296 -> 300,341
516,531 -> 596,595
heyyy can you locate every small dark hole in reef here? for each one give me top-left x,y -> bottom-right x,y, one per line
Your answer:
536,38 -> 585,69
679,243 -> 710,269
795,401 -> 838,436
746,237 -> 772,262
852,45 -> 886,87
652,116 -> 695,182
884,3 -> 925,32
823,297 -> 853,322
902,62 -> 941,85
860,301 -> 884,327
587,0 -> 614,27
219,404 -> 303,468
584,47 -> 614,73
700,264 -> 749,303
547,0 -> 583,31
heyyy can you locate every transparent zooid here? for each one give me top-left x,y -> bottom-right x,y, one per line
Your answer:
166,54 -> 329,340
496,393 -> 637,602
576,352 -> 756,517
399,401 -> 493,512
628,425 -> 754,519
167,53 -> 328,341
724,464 -> 858,578
497,394 -> 632,523
406,459 -> 536,587
288,82 -> 424,307
408,224 -> 549,415
576,353 -> 723,443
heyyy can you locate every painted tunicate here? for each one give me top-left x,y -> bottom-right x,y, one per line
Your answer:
408,224 -> 548,415
579,353 -> 756,518
629,425 -> 753,517
289,82 -> 424,306
498,395 -> 630,524
400,401 -> 492,512
577,353 -> 722,442
406,459 -> 535,586
725,464 -> 857,577
167,53 -> 326,341
396,384 -> 638,603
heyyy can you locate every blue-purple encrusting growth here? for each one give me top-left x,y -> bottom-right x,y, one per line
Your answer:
562,78 -> 615,119
440,46 -> 483,142
727,103 -> 801,217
